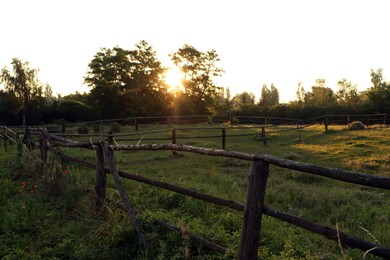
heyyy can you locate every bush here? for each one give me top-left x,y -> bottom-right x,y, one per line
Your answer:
109,122 -> 121,133
348,121 -> 365,130
77,124 -> 89,134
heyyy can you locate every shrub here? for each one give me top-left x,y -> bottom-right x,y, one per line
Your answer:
109,122 -> 121,133
77,124 -> 89,134
348,121 -> 365,130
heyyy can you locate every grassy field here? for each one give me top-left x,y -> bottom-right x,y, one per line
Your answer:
1,123 -> 389,259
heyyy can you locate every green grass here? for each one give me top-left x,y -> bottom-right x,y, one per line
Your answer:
1,123 -> 390,259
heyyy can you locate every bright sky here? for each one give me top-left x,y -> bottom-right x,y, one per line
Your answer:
1,0 -> 390,102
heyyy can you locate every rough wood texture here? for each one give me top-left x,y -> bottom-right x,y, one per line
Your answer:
100,142 -> 147,250
172,128 -> 177,155
47,146 -> 390,258
95,145 -> 106,214
238,161 -> 269,260
40,135 -> 47,163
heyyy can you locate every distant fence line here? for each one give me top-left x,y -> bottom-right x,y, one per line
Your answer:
6,113 -> 388,135
1,125 -> 389,258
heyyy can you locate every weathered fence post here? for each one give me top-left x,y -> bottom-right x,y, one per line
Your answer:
221,128 -> 226,150
167,116 -> 170,126
238,160 -> 269,260
324,117 -> 328,131
40,134 -> 47,164
172,128 -> 177,155
62,124 -> 66,134
135,119 -> 139,131
261,127 -> 267,146
16,133 -> 22,158
347,115 -> 350,126
366,115 -> 370,128
230,114 -> 234,125
95,144 -> 106,214
25,127 -> 32,150
107,131 -> 114,146
384,114 -> 387,125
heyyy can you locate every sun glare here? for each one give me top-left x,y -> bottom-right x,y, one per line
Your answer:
165,67 -> 184,94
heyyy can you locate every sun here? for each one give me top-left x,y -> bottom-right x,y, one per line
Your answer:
165,67 -> 184,94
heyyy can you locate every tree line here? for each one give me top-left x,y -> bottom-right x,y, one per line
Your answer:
1,40 -> 389,125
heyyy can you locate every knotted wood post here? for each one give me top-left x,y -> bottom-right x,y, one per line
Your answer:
261,127 -> 267,146
221,128 -> 226,150
40,133 -> 47,164
95,144 -> 106,214
172,128 -> 177,155
238,160 -> 269,260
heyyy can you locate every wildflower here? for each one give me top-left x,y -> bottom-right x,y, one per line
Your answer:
31,190 -> 34,193
34,185 -> 38,189
63,170 -> 70,175
18,189 -> 23,193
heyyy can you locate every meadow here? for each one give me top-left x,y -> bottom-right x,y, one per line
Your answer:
0,123 -> 389,259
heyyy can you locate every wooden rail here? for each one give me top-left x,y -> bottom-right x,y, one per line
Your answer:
6,126 -> 390,258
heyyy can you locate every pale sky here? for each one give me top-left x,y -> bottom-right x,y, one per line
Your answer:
1,0 -> 390,102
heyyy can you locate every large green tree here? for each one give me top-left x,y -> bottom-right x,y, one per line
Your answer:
171,44 -> 224,114
85,41 -> 171,118
0,58 -> 45,125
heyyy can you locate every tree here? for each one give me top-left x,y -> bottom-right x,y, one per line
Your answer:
259,83 -> 279,108
296,81 -> 305,104
366,68 -> 390,113
171,44 -> 224,114
231,91 -> 255,111
336,79 -> 360,108
304,79 -> 337,107
0,58 -> 44,125
85,41 -> 172,118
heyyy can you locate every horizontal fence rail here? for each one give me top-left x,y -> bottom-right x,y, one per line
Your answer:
4,122 -> 390,259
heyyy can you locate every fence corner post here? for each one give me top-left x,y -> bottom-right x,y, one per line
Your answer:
95,144 -> 106,214
238,160 -> 269,260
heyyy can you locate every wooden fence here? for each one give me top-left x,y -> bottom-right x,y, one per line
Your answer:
8,113 -> 387,134
2,125 -> 390,258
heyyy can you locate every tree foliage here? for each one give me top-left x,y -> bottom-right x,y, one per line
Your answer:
259,83 -> 279,108
85,41 -> 172,119
0,58 -> 50,124
171,44 -> 224,114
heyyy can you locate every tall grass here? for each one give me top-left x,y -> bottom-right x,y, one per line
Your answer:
1,124 -> 389,258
